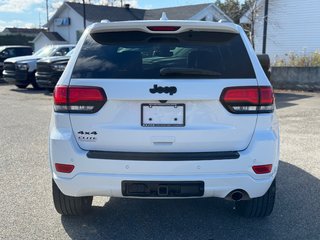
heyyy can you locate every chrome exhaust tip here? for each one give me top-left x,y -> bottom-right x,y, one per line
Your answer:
231,191 -> 243,201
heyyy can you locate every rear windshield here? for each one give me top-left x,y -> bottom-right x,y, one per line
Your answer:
72,31 -> 255,79
34,46 -> 57,58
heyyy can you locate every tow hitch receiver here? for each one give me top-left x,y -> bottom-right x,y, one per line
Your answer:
122,181 -> 204,197
158,185 -> 169,196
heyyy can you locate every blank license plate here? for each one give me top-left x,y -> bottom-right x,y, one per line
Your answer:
141,104 -> 185,127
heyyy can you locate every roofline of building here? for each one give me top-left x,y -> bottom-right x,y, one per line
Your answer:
31,31 -> 45,43
194,3 -> 233,22
44,2 -> 232,28
44,2 -> 78,28
31,31 -> 67,43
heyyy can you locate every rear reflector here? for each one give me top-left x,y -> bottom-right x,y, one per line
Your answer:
147,26 -> 181,31
55,163 -> 75,173
220,86 -> 274,114
54,86 -> 107,113
252,164 -> 273,174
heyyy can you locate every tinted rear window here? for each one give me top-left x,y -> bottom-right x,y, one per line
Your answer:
72,31 -> 255,79
16,48 -> 33,56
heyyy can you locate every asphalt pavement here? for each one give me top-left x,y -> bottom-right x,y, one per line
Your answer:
0,83 -> 319,240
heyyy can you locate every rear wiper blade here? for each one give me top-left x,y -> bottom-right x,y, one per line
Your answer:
160,67 -> 221,76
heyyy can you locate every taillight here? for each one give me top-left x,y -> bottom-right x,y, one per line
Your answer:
54,86 -> 107,113
252,164 -> 273,174
220,86 -> 274,114
147,26 -> 181,31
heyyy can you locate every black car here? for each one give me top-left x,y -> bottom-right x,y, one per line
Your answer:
35,49 -> 73,91
0,46 -> 33,78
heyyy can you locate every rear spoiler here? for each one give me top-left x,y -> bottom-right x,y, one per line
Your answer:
90,21 -> 240,35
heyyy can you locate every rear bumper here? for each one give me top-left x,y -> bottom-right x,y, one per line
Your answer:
53,171 -> 274,199
50,124 -> 279,199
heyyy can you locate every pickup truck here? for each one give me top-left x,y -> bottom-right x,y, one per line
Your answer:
3,44 -> 74,89
0,46 -> 33,79
36,49 -> 73,91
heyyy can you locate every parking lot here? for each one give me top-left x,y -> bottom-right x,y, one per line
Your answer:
0,83 -> 319,240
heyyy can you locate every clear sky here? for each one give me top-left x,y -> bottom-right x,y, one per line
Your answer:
0,0 -> 235,30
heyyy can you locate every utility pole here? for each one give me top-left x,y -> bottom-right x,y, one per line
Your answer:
120,0 -> 123,7
82,0 -> 87,29
262,0 -> 269,54
39,13 -> 41,29
46,0 -> 49,30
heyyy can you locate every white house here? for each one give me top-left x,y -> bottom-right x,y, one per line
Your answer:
31,31 -> 68,52
32,2 -> 232,51
240,0 -> 320,63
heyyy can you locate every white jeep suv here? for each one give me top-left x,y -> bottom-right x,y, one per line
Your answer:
50,20 -> 279,217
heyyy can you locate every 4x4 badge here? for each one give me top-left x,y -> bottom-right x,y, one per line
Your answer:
149,84 -> 177,95
77,131 -> 98,142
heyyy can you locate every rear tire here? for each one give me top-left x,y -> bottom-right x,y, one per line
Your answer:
236,179 -> 276,218
46,88 -> 54,93
52,179 -> 93,216
15,84 -> 28,89
31,82 -> 41,89
30,71 -> 42,89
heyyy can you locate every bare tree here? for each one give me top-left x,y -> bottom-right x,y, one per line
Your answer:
240,0 -> 260,49
215,0 -> 242,23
